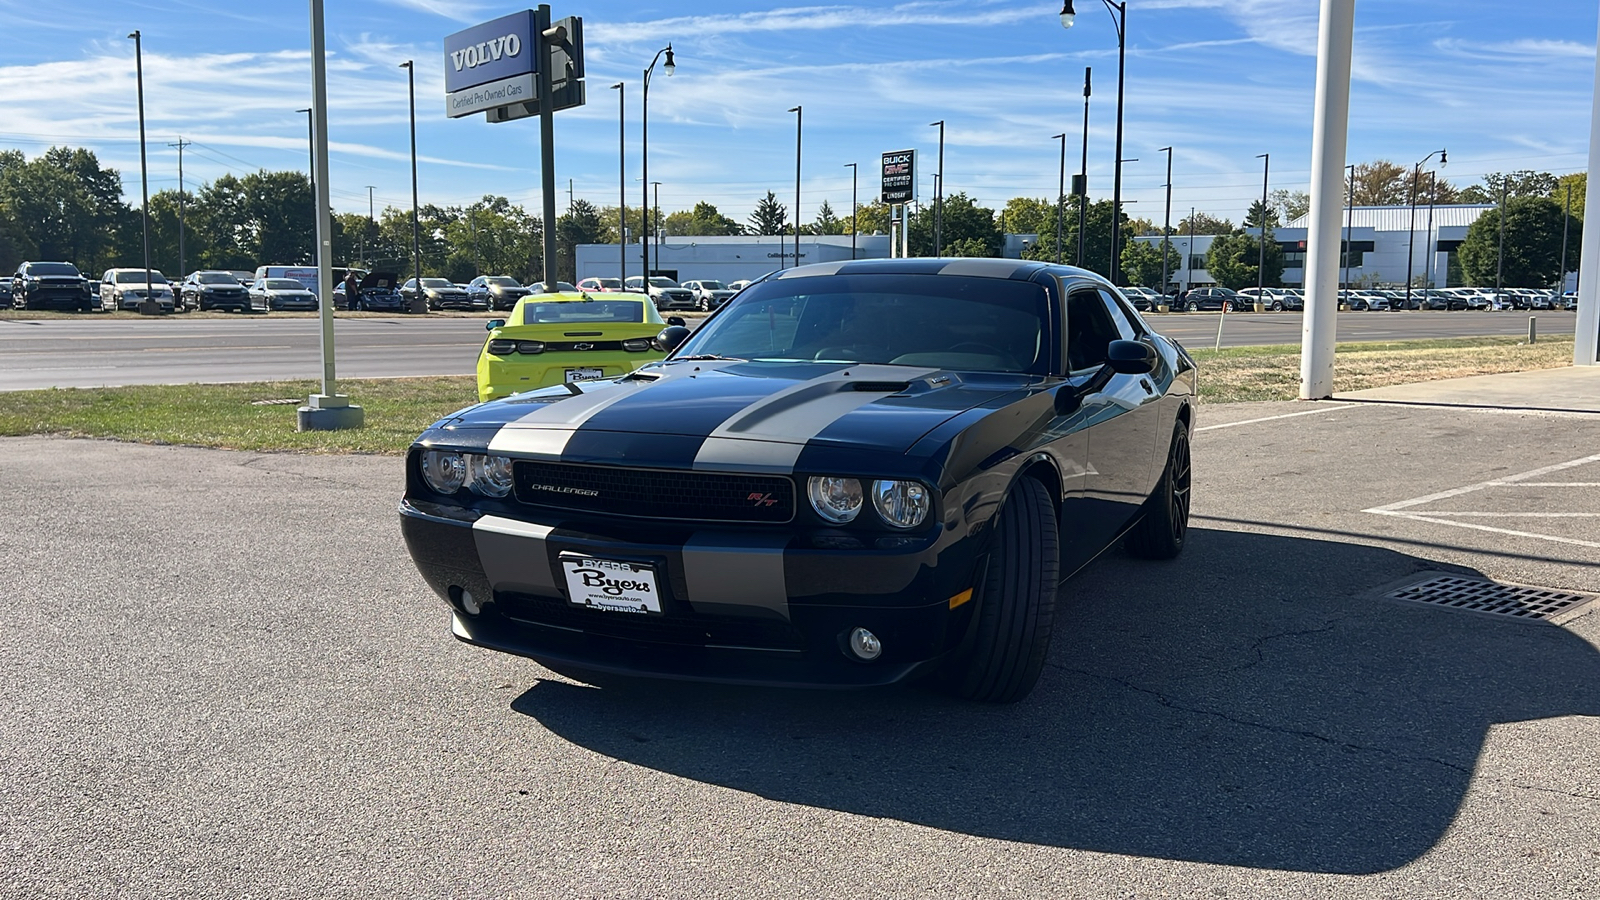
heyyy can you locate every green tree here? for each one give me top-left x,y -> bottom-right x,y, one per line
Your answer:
1021,197 -> 1134,278
907,192 -> 1001,257
1347,160 -> 1411,206
555,198 -> 605,282
0,146 -> 128,272
748,191 -> 788,235
1205,229 -> 1284,290
1243,200 -> 1280,230
1175,211 -> 1234,235
662,201 -> 744,237
445,195 -> 542,282
1459,170 -> 1560,205
1458,196 -> 1579,288
849,199 -> 891,235
812,200 -> 844,235
1000,196 -> 1055,237
1269,189 -> 1310,224
1121,238 -> 1182,289
1551,172 -> 1586,221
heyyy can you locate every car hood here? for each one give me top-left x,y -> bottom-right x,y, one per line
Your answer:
360,272 -> 398,290
428,360 -> 1039,470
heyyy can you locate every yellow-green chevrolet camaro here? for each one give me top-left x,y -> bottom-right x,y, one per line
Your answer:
476,292 -> 673,402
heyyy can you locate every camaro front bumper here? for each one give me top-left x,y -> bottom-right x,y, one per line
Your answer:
399,498 -> 977,687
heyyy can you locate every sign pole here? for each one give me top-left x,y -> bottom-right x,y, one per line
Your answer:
536,5 -> 559,290
1299,0 -> 1355,397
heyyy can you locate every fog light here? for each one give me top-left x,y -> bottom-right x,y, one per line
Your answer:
448,585 -> 481,615
847,627 -> 882,661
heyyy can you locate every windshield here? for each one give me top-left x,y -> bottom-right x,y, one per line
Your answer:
27,263 -> 80,276
197,272 -> 235,284
698,281 -> 728,290
676,274 -> 1049,374
594,278 -> 622,288
421,278 -> 453,288
264,279 -> 304,290
522,300 -> 646,324
115,270 -> 167,283
647,277 -> 679,288
485,276 -> 519,286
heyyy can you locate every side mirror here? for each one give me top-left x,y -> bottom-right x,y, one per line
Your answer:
485,318 -> 505,331
1106,339 -> 1157,375
656,325 -> 691,352
666,315 -> 687,327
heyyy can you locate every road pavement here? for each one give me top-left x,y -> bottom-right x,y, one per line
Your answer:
0,309 -> 1580,390
3,367 -> 1597,897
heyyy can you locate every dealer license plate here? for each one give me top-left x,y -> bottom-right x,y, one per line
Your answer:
561,556 -> 662,615
565,367 -> 605,383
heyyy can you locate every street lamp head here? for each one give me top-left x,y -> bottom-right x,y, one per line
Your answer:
398,60 -> 412,70
1060,1 -> 1076,28
789,106 -> 801,113
610,82 -> 622,90
127,30 -> 139,40
663,46 -> 675,75
1439,149 -> 1447,166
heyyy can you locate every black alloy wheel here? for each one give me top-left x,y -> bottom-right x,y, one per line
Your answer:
939,476 -> 1060,704
1125,423 -> 1192,560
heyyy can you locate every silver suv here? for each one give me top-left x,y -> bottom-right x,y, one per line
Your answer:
681,279 -> 736,311
625,275 -> 697,311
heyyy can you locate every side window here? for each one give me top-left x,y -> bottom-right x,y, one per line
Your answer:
1065,288 -> 1122,372
1097,288 -> 1141,341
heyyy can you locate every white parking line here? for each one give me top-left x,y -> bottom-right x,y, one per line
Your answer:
1364,452 -> 1600,549
1196,404 -> 1361,432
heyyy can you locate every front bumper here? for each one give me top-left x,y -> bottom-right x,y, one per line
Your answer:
400,499 -> 974,687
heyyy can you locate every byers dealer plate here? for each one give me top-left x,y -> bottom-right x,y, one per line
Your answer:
565,368 -> 604,383
561,556 -> 662,615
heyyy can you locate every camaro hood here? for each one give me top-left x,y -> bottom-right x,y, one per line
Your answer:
431,359 -> 1038,468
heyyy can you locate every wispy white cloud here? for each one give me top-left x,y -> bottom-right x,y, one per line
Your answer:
372,0 -> 489,25
1433,37 -> 1595,61
591,1 -> 1046,46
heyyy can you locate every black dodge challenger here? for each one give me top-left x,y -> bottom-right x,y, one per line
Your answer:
401,258 -> 1196,702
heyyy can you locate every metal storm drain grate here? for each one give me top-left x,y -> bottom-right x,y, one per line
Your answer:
1385,574 -> 1597,623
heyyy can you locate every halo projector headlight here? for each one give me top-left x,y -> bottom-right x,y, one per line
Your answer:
466,453 -> 514,497
871,480 -> 930,529
807,476 -> 863,524
420,450 -> 466,494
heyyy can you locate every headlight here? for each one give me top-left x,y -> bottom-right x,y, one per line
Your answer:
622,338 -> 652,352
871,480 -> 930,529
420,450 -> 466,494
466,454 -> 514,497
807,476 -> 862,524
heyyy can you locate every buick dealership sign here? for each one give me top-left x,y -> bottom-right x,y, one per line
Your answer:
444,11 -> 538,118
881,149 -> 916,204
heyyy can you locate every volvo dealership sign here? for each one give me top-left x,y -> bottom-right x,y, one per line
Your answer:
444,11 -> 537,118
881,149 -> 916,204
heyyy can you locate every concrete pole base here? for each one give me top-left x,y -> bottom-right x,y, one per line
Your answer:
138,300 -> 164,315
297,394 -> 365,431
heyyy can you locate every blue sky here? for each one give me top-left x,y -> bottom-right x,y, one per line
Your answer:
0,0 -> 1595,229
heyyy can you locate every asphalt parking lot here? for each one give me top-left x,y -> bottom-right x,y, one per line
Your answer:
2,368 -> 1597,898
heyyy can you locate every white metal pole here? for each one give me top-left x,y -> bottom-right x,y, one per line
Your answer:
1574,4 -> 1600,366
1299,0 -> 1355,398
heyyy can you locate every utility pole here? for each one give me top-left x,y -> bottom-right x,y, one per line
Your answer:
1160,145 -> 1173,294
1497,181 -> 1507,297
364,185 -> 376,270
844,162 -> 858,260
1054,133 -> 1066,265
789,105 -> 802,269
930,119 -> 944,257
1256,153 -> 1269,303
168,138 -> 191,278
1559,181 -> 1572,298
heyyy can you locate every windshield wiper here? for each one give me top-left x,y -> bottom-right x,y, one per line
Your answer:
673,354 -> 744,361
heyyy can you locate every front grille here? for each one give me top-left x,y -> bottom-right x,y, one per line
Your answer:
513,460 -> 795,523
498,591 -> 802,650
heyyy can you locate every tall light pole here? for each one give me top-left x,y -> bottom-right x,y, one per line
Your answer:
930,120 -> 944,257
1077,66 -> 1091,269
1062,1 -> 1126,283
1403,148 -> 1445,311
1053,133 -> 1067,265
1158,146 -> 1173,294
1421,170 -> 1437,292
642,44 -> 675,277
651,181 -> 662,275
844,162 -> 858,260
789,105 -> 802,268
364,184 -> 376,270
168,137 -> 190,279
1496,181 -> 1507,298
1256,152 -> 1269,301
399,61 -> 421,295
1559,181 -> 1572,298
1185,206 -> 1195,293
611,82 -> 626,283
1343,163 -> 1355,293
128,30 -> 153,312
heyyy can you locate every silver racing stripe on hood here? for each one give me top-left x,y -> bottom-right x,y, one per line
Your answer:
487,360 -> 747,458
692,364 -> 936,473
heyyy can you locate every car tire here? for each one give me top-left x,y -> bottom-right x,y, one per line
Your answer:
697,296 -> 709,311
1124,424 -> 1192,560
1271,301 -> 1284,311
940,476 -> 1059,704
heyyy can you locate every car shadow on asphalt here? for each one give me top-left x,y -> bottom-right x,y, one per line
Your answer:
508,527 -> 1600,875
